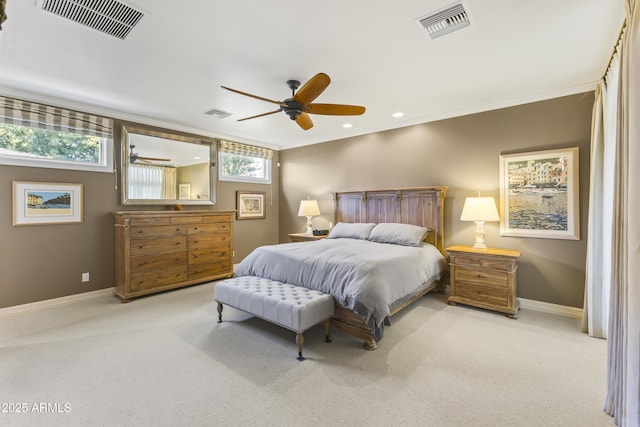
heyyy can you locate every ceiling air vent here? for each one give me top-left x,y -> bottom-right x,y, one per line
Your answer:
41,0 -> 144,40
204,108 -> 232,119
416,3 -> 470,39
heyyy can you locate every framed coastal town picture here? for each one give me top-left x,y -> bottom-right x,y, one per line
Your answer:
499,147 -> 579,240
12,181 -> 83,226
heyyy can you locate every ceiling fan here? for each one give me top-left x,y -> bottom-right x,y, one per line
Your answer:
221,72 -> 366,130
129,145 -> 171,164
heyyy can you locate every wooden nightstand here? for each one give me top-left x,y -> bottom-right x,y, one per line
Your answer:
446,245 -> 522,318
288,232 -> 327,242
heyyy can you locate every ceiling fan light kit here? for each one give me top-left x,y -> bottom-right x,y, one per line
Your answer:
222,73 -> 365,130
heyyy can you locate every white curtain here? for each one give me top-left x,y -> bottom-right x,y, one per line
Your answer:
129,164 -> 176,199
583,52 -> 620,338
162,166 -> 177,199
604,0 -> 640,425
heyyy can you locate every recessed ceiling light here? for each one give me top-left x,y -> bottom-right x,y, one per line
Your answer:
343,123 -> 353,129
392,112 -> 404,118
193,156 -> 201,160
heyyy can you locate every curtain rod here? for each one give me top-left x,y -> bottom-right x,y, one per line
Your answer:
603,21 -> 627,79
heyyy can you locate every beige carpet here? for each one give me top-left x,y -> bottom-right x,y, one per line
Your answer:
0,282 -> 613,427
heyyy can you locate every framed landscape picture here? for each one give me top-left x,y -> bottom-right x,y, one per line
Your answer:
499,147 -> 579,240
236,191 -> 265,220
13,181 -> 83,226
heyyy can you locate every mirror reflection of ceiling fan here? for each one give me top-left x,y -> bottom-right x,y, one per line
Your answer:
221,72 -> 366,130
129,145 -> 171,164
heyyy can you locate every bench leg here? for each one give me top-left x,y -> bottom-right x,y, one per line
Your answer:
296,333 -> 305,361
217,302 -> 223,323
324,319 -> 332,343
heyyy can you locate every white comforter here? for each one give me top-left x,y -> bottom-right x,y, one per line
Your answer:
234,238 -> 447,340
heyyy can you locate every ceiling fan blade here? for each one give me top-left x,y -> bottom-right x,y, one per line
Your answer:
237,109 -> 281,122
221,86 -> 287,107
138,156 -> 171,161
306,103 -> 366,116
293,73 -> 330,107
296,112 -> 314,130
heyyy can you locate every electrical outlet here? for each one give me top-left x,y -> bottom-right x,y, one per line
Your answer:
82,272 -> 90,283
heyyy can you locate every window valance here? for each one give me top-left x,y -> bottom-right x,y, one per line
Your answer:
0,96 -> 113,138
218,140 -> 273,160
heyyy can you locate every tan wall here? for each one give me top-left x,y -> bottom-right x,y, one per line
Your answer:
177,163 -> 209,200
278,93 -> 593,308
0,133 -> 279,309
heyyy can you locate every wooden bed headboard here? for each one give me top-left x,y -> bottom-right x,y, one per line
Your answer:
332,187 -> 448,255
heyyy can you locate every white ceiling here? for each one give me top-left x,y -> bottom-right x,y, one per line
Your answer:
0,1 -> 625,151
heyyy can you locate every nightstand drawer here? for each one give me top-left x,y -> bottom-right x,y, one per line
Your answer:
455,282 -> 508,307
455,267 -> 508,288
452,255 -> 508,271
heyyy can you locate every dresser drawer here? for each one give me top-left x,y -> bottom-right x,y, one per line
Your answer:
454,282 -> 508,307
188,260 -> 232,280
130,236 -> 186,256
455,266 -> 508,288
129,217 -> 171,226
202,214 -> 234,223
170,214 -> 234,224
130,267 -> 188,291
188,222 -> 232,234
189,247 -> 231,264
452,254 -> 508,271
188,233 -> 232,248
130,252 -> 187,274
130,224 -> 187,238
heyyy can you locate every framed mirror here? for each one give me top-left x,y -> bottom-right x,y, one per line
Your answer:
119,122 -> 217,205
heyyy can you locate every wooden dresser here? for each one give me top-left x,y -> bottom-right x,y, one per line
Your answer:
112,210 -> 235,302
446,245 -> 522,318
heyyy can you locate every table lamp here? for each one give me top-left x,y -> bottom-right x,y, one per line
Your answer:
298,199 -> 320,234
460,195 -> 500,249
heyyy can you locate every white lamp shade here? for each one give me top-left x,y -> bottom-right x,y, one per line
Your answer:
298,199 -> 320,217
460,197 -> 500,222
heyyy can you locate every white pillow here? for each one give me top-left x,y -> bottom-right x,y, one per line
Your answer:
327,222 -> 376,240
368,223 -> 429,247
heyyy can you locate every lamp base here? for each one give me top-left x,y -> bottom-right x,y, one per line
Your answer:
305,216 -> 313,234
472,220 -> 488,249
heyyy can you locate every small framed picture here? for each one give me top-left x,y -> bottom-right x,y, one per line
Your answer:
178,183 -> 191,200
499,147 -> 579,240
13,181 -> 83,226
236,191 -> 266,220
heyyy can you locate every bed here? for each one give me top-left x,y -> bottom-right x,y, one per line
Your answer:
235,187 -> 448,349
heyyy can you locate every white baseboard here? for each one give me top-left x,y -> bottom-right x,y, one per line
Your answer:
0,288 -> 114,319
0,287 -> 583,320
519,298 -> 583,319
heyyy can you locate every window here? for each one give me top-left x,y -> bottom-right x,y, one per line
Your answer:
218,140 -> 273,184
0,96 -> 113,172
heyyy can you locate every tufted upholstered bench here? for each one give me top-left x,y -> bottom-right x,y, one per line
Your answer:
215,276 -> 334,361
